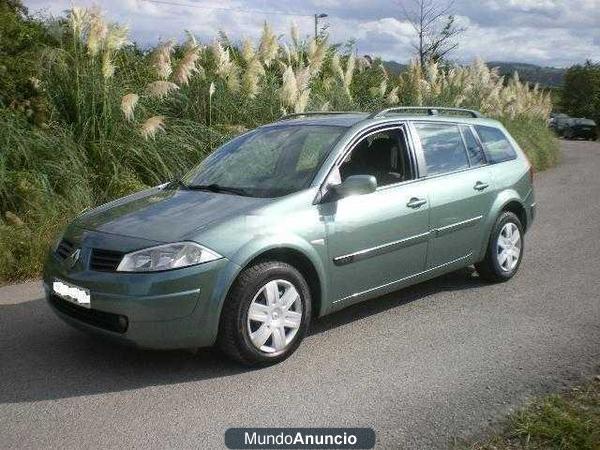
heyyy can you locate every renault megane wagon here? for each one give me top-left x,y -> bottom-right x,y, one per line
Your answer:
44,107 -> 536,365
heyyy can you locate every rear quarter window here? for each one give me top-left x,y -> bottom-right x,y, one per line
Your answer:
474,125 -> 517,164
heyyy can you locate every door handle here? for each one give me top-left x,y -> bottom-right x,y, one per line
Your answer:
474,181 -> 489,191
407,197 -> 427,208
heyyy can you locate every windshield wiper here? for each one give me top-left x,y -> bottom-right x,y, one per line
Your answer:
184,183 -> 251,196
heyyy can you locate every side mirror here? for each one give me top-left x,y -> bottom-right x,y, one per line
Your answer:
324,175 -> 377,202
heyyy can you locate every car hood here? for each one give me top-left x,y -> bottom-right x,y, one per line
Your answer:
74,185 -> 271,242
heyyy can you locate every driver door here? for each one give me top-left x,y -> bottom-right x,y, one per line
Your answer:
321,125 -> 430,309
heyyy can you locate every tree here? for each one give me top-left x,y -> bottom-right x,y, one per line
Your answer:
398,0 -> 466,66
561,60 -> 600,124
0,0 -> 56,119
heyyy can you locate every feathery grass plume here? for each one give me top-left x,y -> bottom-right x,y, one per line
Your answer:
208,82 -> 215,126
68,7 -> 89,40
307,38 -> 326,75
212,40 -> 233,77
121,93 -> 139,121
140,116 -> 166,139
5,211 -> 24,226
331,53 -> 355,98
295,89 -> 310,113
211,40 -> 240,92
151,40 -> 175,80
29,77 -> 41,92
386,86 -> 399,105
105,24 -> 129,52
322,76 -> 335,92
287,23 -> 301,64
370,79 -> 387,98
281,43 -> 292,65
101,52 -> 115,78
344,54 -> 355,87
280,65 -> 311,112
173,43 -> 201,86
146,81 -> 179,99
320,101 -> 330,111
356,56 -> 371,72
241,38 -> 256,63
86,8 -> 108,57
183,30 -> 197,49
242,58 -> 265,98
258,22 -> 279,67
280,65 -> 298,110
401,59 -> 552,119
290,22 -> 300,48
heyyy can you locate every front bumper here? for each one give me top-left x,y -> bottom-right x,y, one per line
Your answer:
44,251 -> 239,350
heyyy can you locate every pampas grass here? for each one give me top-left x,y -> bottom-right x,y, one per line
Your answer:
86,9 -> 108,57
173,43 -> 202,85
121,93 -> 139,121
146,80 -> 179,98
258,22 -> 278,67
151,40 -> 175,80
140,115 -> 166,139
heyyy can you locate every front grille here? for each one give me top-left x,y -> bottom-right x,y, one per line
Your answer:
49,294 -> 128,333
90,248 -> 124,272
55,239 -> 75,260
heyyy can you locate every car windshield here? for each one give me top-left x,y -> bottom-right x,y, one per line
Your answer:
181,125 -> 344,198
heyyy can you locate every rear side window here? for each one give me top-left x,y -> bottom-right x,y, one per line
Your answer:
414,123 -> 469,176
460,125 -> 486,167
475,126 -> 517,163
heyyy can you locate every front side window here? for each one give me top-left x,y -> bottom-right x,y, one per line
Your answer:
337,128 -> 413,187
475,125 -> 517,164
182,125 -> 344,197
414,123 -> 469,176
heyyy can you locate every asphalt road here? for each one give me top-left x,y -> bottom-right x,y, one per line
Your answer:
1,140 -> 599,449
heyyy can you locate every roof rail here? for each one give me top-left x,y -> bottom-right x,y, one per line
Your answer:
367,107 -> 483,119
279,111 -> 365,121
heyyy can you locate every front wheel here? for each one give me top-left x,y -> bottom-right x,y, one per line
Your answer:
476,211 -> 524,282
217,261 -> 311,366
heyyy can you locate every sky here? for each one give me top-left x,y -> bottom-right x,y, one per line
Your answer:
22,0 -> 600,67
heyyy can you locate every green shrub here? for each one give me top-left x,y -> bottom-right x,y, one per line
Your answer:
504,117 -> 560,171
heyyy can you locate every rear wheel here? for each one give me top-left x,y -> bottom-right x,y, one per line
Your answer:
218,261 -> 311,366
476,211 -> 524,282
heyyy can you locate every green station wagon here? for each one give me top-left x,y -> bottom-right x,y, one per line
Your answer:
44,107 -> 536,365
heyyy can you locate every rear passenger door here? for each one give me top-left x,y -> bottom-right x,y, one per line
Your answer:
411,122 -> 495,268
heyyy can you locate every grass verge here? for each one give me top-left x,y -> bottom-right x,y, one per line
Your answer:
457,377 -> 600,450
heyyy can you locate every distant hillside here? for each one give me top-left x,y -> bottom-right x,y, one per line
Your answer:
382,60 -> 407,75
487,62 -> 566,87
382,60 -> 565,88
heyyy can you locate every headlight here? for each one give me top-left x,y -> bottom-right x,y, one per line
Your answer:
116,242 -> 222,272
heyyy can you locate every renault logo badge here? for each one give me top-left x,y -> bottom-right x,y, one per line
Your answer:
66,248 -> 81,269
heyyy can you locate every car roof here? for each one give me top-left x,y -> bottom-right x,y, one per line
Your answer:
266,112 -> 501,129
267,113 -> 370,127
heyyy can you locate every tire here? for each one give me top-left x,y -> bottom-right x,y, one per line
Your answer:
217,261 -> 311,366
475,211 -> 524,283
